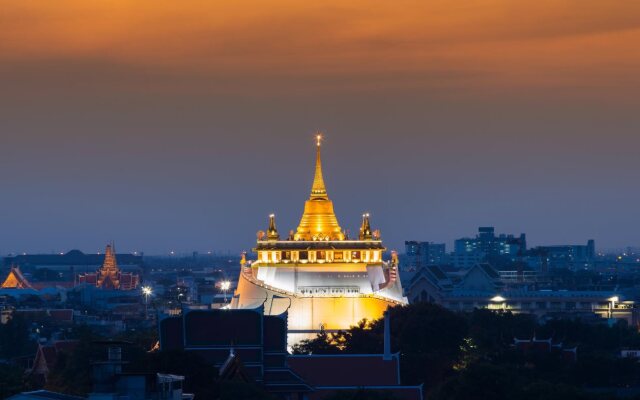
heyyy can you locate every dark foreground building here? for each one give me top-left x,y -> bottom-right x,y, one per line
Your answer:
159,306 -> 423,400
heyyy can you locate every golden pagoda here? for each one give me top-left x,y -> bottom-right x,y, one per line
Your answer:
77,243 -> 139,290
96,243 -> 120,289
231,135 -> 407,344
294,135 -> 345,241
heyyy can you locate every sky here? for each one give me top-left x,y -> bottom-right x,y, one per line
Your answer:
1,1 -> 640,254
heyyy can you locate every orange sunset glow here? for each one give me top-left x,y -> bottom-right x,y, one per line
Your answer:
2,1 -> 639,96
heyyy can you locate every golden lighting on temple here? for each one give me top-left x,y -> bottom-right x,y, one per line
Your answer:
294,133 -> 345,241
1,266 -> 33,289
231,134 -> 408,344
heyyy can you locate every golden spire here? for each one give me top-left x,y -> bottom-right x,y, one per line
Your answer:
294,135 -> 345,241
310,133 -> 328,199
97,243 -> 120,289
267,214 -> 280,240
103,243 -> 118,271
359,213 -> 372,240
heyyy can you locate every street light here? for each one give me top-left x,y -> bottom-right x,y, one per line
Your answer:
220,281 -> 231,303
142,286 -> 152,319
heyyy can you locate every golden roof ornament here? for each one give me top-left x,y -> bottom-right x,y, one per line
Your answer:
359,213 -> 373,240
267,214 -> 280,240
391,250 -> 399,266
96,243 -> 121,289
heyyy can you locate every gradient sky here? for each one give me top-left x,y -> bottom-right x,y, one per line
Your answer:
1,1 -> 639,254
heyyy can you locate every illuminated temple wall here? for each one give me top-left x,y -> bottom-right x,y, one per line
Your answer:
233,271 -> 400,342
254,264 -> 387,295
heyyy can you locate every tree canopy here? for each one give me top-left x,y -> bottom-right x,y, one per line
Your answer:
292,302 -> 640,398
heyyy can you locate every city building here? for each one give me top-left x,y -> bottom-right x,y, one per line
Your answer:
453,227 -> 526,268
449,252 -> 485,270
407,263 -> 637,324
231,136 -> 407,344
160,307 -> 313,397
403,241 -> 446,270
529,240 -> 596,270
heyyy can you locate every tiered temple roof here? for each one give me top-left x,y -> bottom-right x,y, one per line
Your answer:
1,266 -> 34,289
96,244 -> 120,289
77,244 -> 139,290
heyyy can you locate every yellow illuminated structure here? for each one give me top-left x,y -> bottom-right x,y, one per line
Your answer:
76,243 -> 140,290
231,135 -> 408,344
1,266 -> 33,289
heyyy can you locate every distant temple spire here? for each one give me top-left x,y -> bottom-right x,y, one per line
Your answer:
77,243 -> 139,290
97,243 -> 120,289
359,213 -> 373,240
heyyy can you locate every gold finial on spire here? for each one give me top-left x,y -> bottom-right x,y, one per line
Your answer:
240,251 -> 247,267
359,213 -> 373,240
267,213 -> 280,240
311,132 -> 328,199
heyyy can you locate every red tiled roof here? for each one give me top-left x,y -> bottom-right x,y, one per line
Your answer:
32,281 -> 76,290
288,354 -> 400,386
77,274 -> 98,285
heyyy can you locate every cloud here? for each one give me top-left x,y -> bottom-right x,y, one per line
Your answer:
1,0 -> 639,98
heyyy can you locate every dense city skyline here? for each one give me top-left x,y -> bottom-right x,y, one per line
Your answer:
2,1 -> 640,253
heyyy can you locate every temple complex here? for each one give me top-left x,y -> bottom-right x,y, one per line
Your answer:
77,244 -> 139,290
231,135 -> 407,343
